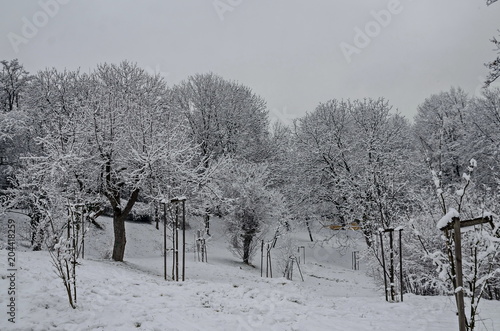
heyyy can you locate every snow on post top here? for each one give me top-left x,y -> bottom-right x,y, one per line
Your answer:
437,208 -> 460,230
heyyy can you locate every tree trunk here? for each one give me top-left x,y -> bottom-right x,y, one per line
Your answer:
305,220 -> 314,242
112,213 -> 127,261
108,188 -> 140,262
204,212 -> 210,235
31,213 -> 43,251
243,234 -> 253,264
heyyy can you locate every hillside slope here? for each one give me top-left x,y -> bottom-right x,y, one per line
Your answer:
1,213 -> 499,331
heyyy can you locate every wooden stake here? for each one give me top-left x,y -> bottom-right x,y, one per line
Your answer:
399,229 -> 403,302
266,243 -> 269,278
182,200 -> 186,281
453,217 -> 467,331
380,231 -> 388,302
163,203 -> 167,280
389,230 -> 395,302
296,257 -> 304,281
175,203 -> 179,282
171,205 -> 175,280
260,240 -> 264,277
438,216 -> 492,330
352,251 -> 359,270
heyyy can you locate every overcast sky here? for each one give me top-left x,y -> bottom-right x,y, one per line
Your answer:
1,0 -> 499,123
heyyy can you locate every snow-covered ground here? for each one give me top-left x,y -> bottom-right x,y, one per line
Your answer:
1,213 -> 499,331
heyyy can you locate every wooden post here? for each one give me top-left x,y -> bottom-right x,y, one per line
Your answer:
81,205 -> 85,260
171,205 -> 175,280
266,243 -> 269,278
260,240 -> 264,277
169,197 -> 187,281
182,200 -> 186,282
298,246 -> 305,264
352,251 -> 359,270
269,249 -> 273,278
266,243 -> 273,278
175,203 -> 179,281
296,257 -> 304,281
163,202 -> 167,280
453,217 -> 467,331
380,231 -> 388,301
204,238 -> 208,262
438,215 -> 493,331
389,229 -> 395,302
399,229 -> 403,302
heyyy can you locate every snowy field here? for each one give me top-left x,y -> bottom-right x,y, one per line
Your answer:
1,213 -> 499,331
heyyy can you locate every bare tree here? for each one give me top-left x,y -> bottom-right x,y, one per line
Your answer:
85,62 -> 180,261
220,159 -> 284,264
413,87 -> 469,186
171,73 -> 271,233
171,72 -> 270,165
13,62 -> 191,262
0,59 -> 30,112
293,98 -> 413,246
485,33 -> 500,87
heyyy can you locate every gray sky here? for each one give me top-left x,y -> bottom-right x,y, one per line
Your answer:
1,0 -> 499,123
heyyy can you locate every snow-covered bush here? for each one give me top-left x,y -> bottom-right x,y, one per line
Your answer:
219,160 -> 285,265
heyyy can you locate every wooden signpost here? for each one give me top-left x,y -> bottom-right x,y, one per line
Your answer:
439,215 -> 494,331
